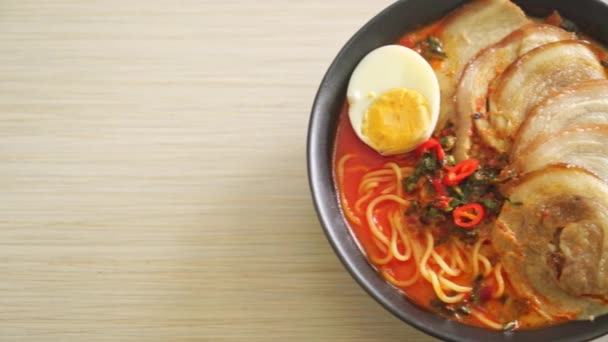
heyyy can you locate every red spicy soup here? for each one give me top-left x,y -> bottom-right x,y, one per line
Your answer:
334,104 -> 551,329
331,9 -> 595,329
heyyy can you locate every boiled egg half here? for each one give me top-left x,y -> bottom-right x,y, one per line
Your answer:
347,45 -> 440,155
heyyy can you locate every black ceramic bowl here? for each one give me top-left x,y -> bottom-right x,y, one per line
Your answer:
307,0 -> 608,341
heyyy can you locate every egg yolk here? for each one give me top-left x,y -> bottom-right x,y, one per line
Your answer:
361,88 -> 432,155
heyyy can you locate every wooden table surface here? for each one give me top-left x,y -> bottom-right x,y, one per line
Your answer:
0,0 -> 438,341
2,1 -> 604,342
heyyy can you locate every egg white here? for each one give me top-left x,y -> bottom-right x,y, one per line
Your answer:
346,45 -> 440,153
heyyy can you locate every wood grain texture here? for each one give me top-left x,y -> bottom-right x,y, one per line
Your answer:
0,0 -> 437,341
7,1 -> 607,342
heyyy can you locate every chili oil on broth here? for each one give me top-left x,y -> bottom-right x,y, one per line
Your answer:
329,3 -> 608,330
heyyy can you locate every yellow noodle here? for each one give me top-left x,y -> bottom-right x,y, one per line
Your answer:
455,240 -> 476,280
386,162 -> 403,197
448,247 -> 457,270
360,176 -> 394,184
471,309 -> 504,330
419,230 -> 435,280
362,166 -> 413,180
469,239 -> 492,276
452,239 -> 471,269
370,249 -> 393,265
451,242 -> 466,271
373,237 -> 388,254
431,251 -> 461,277
366,194 -> 410,246
363,169 -> 394,179
361,181 -> 380,194
438,274 -> 473,293
382,267 -> 420,287
371,234 -> 393,265
354,191 -> 374,212
343,158 -> 517,316
337,155 -> 353,191
478,254 -> 493,277
350,165 -> 368,173
395,211 -> 413,258
438,247 -> 449,258
472,238 -> 483,277
409,231 -> 423,263
381,184 -> 397,195
429,271 -> 466,303
390,211 -> 412,261
533,305 -> 553,320
389,222 -> 400,259
492,263 -> 505,299
337,154 -> 361,225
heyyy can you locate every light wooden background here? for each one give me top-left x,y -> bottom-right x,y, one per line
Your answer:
2,1 -> 605,342
0,0 -> 439,341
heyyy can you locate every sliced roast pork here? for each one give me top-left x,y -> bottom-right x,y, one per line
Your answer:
494,165 -> 608,320
453,24 -> 574,161
433,0 -> 528,132
512,80 -> 608,159
474,41 -> 606,154
511,126 -> 608,182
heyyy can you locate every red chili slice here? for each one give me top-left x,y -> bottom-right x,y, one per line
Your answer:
416,138 -> 439,155
443,159 -> 479,186
415,138 -> 445,162
433,195 -> 452,211
453,203 -> 485,228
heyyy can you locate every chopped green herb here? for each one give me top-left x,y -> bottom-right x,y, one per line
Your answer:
422,154 -> 441,173
470,292 -> 479,304
430,298 -> 443,308
417,36 -> 447,60
426,206 -> 441,219
470,275 -> 483,304
506,198 -> 523,206
561,19 -> 579,33
452,166 -> 505,205
449,197 -> 467,209
404,176 -> 418,193
430,298 -> 455,316
440,136 -> 456,151
455,304 -> 471,316
406,200 -> 420,215
450,185 -> 464,198
472,112 -> 482,120
444,154 -> 456,167
470,169 -> 490,183
403,153 -> 441,193
503,321 -> 518,331
490,177 -> 514,185
450,226 -> 479,244
457,178 -> 478,201
482,198 -> 500,213
489,168 -> 516,184
421,205 -> 446,224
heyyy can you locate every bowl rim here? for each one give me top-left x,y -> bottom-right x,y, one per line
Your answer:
307,0 -> 608,341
